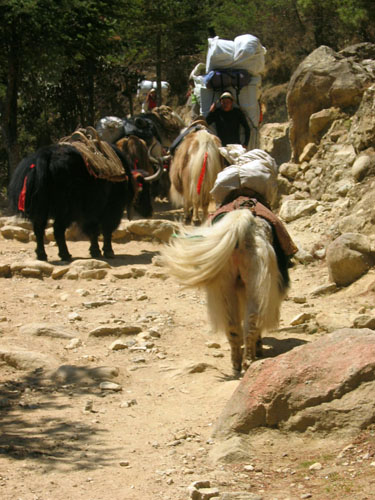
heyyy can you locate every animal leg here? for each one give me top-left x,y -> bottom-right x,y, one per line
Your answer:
53,220 -> 72,261
217,283 -> 243,375
184,204 -> 193,225
33,218 -> 48,261
102,230 -> 115,259
242,311 -> 261,372
226,330 -> 243,375
201,201 -> 209,223
192,202 -> 201,226
81,221 -> 102,258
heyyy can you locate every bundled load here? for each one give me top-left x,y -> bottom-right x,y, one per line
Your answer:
191,34 -> 266,149
137,80 -> 170,99
59,127 -> 128,182
96,116 -> 126,144
205,34 -> 266,74
210,147 -> 278,208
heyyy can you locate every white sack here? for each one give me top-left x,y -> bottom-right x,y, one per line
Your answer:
137,80 -> 170,98
211,149 -> 279,207
232,34 -> 266,74
206,35 -> 266,75
206,37 -> 235,72
96,116 -> 125,143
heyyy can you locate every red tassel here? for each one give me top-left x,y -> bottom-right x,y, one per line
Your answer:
197,152 -> 208,194
18,163 -> 35,211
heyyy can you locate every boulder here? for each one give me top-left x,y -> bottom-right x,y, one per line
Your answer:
326,233 -> 375,286
287,44 -> 374,161
213,328 -> 375,437
348,85 -> 375,151
126,219 -> 179,243
259,122 -> 291,166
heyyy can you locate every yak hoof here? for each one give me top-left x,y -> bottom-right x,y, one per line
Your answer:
36,252 -> 48,261
103,250 -> 115,259
90,249 -> 102,258
59,251 -> 72,262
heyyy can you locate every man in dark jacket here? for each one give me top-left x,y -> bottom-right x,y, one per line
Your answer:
206,91 -> 250,148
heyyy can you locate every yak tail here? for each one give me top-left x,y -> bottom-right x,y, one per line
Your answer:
161,209 -> 258,288
8,148 -> 51,219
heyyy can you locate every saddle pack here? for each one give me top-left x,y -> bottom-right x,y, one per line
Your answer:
203,68 -> 252,102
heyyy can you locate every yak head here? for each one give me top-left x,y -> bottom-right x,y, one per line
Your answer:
131,164 -> 163,218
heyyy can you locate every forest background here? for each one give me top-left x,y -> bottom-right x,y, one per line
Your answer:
0,0 -> 374,191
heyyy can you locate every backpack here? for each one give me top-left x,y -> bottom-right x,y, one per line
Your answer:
204,68 -> 252,102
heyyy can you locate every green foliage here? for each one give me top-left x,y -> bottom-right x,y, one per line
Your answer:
0,0 -> 374,186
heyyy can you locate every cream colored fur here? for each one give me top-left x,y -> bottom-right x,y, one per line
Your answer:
169,129 -> 223,224
161,209 -> 287,373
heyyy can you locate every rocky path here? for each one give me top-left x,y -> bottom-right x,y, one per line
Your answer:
0,205 -> 375,499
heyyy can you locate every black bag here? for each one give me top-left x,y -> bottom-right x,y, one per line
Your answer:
204,69 -> 233,91
204,68 -> 252,104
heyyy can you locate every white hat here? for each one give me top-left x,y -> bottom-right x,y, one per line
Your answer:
220,91 -> 233,100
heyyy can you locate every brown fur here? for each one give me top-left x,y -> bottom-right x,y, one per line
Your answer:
116,136 -> 154,176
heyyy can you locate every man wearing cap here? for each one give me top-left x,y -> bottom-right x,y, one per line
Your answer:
206,91 -> 250,148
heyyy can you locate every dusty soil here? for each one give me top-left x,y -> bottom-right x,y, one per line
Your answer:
0,200 -> 375,500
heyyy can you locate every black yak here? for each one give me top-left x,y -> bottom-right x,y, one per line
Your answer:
8,142 -> 157,262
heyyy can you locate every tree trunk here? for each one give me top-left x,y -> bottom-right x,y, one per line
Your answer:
1,24 -> 20,181
156,31 -> 162,106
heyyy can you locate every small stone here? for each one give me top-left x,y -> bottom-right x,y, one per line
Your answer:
310,283 -> 337,296
119,460 -> 130,467
205,342 -> 221,348
199,487 -> 220,499
84,400 -> 93,411
120,399 -> 137,408
290,312 -> 313,326
65,338 -> 82,350
243,464 -> 255,471
292,296 -> 307,304
308,462 -> 322,471
191,480 -> 211,489
68,312 -> 82,321
109,339 -> 129,350
99,382 -> 122,392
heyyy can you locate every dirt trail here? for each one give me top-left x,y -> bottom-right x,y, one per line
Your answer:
0,202 -> 374,499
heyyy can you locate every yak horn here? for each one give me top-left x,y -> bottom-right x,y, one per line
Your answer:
144,163 -> 163,182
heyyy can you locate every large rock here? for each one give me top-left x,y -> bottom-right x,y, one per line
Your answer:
259,122 -> 291,166
213,328 -> 375,438
287,44 -> 375,161
348,85 -> 375,151
326,233 -> 375,286
0,349 -> 58,370
125,219 -> 179,243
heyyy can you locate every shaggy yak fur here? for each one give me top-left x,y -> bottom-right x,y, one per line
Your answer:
160,208 -> 290,375
8,143 -> 152,262
169,129 -> 224,225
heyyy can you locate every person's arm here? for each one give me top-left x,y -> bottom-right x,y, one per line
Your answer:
239,110 -> 250,147
206,106 -> 217,125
